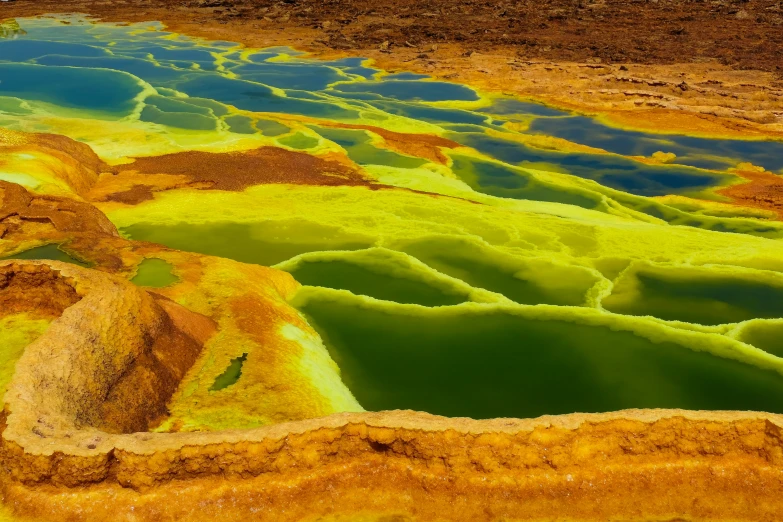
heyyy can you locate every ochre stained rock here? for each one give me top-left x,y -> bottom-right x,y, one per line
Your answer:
2,405 -> 783,521
0,263 -> 81,318
0,181 -> 119,238
90,146 -> 375,205
0,129 -> 111,196
718,166 -> 783,219
0,260 -> 210,438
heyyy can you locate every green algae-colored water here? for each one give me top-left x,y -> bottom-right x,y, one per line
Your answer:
6,16 -> 783,421
131,258 -> 178,288
1,244 -> 90,267
399,238 -> 600,306
210,353 -> 248,392
285,259 -> 468,307
735,321 -> 783,357
603,269 -> 783,326
121,221 -> 374,267
298,295 -> 783,418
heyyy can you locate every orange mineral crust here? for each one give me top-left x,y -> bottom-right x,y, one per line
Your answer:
3,407 -> 783,521
0,129 -> 111,196
89,146 -> 379,205
322,122 -> 461,164
718,167 -> 783,219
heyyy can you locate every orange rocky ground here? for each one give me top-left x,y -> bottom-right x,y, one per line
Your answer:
718,165 -> 783,219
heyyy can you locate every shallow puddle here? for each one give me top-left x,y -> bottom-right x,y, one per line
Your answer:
603,266 -> 783,325
131,258 -> 178,288
121,221 -> 374,267
1,244 -> 90,267
210,353 -> 248,392
400,238 -> 600,306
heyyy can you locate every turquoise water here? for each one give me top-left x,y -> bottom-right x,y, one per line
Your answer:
528,116 -> 783,173
454,132 -> 731,198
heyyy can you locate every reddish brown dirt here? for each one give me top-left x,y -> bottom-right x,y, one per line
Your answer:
124,147 -> 372,191
0,263 -> 81,318
719,168 -> 783,218
91,147 -> 375,205
326,123 -> 460,164
92,145 -> 475,206
100,291 -> 212,433
5,0 -> 783,72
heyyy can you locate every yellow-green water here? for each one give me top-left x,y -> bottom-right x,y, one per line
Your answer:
131,258 -> 179,288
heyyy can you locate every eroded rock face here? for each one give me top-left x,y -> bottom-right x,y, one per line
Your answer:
0,261 -> 210,448
0,263 -> 81,318
3,405 -> 783,521
0,181 -> 118,240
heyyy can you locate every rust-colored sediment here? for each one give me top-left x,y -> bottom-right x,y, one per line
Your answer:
324,122 -> 461,164
125,147 -> 371,190
0,263 -> 80,318
92,147 -> 374,204
719,169 -> 783,219
87,145 -> 472,207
